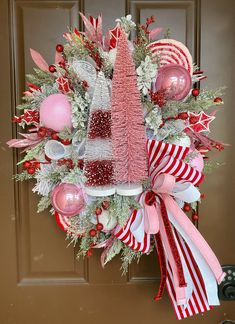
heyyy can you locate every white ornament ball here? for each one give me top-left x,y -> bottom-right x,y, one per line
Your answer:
98,210 -> 117,231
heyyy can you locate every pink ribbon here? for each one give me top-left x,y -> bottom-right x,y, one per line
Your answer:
140,172 -> 225,304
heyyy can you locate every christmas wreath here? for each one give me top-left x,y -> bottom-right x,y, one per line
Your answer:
8,14 -> 227,320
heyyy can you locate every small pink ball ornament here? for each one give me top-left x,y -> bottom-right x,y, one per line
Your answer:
189,149 -> 204,172
51,183 -> 86,217
40,94 -> 72,132
156,64 -> 192,101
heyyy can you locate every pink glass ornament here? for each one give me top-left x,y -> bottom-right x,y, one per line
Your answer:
156,64 -> 192,101
40,94 -> 72,132
51,183 -> 86,217
189,149 -> 204,172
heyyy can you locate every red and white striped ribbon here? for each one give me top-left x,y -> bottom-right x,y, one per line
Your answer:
114,209 -> 150,253
166,229 -> 212,320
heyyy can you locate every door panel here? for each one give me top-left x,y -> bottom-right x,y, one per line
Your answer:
0,0 -> 234,323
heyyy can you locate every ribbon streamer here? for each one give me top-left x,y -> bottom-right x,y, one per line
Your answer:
115,139 -> 225,320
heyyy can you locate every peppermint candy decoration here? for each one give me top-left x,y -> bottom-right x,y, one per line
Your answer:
54,211 -> 72,231
147,39 -> 193,75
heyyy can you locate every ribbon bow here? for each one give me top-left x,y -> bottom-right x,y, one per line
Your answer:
115,140 -> 225,320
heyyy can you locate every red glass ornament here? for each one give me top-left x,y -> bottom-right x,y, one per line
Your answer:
101,201 -> 109,210
192,88 -> 200,97
49,65 -> 56,73
89,229 -> 97,237
60,138 -> 72,145
86,249 -> 92,257
214,97 -> 222,103
56,44 -> 64,53
192,213 -> 199,221
183,203 -> 191,212
27,167 -> 35,175
178,112 -> 188,120
95,207 -> 102,216
96,223 -> 104,231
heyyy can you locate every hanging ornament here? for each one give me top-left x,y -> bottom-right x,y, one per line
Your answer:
147,39 -> 193,75
40,94 -> 72,132
187,112 -> 215,133
51,183 -> 86,217
155,64 -> 192,101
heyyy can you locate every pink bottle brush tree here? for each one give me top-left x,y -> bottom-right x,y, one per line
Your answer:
111,29 -> 148,196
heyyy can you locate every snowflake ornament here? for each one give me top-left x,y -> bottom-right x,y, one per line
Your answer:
187,111 -> 215,133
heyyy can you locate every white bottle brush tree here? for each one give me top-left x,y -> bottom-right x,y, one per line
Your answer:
84,71 -> 115,196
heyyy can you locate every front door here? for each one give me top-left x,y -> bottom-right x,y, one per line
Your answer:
0,0 -> 234,323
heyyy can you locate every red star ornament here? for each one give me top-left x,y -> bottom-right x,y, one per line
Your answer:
187,112 -> 215,133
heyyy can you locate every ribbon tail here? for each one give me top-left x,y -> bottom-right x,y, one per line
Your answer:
168,210 -> 220,306
164,194 -> 225,285
154,233 -> 167,301
158,197 -> 187,305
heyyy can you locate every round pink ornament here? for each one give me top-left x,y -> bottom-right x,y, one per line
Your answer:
156,64 -> 192,101
40,94 -> 72,132
51,183 -> 86,217
189,149 -> 204,172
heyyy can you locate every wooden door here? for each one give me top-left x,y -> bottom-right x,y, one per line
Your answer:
0,0 -> 234,323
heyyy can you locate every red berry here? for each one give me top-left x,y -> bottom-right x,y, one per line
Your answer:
95,207 -> 102,216
59,61 -> 66,69
178,112 -> 188,120
89,229 -> 97,237
192,89 -> 200,97
51,132 -> 59,140
183,203 -> 191,212
192,213 -> 199,221
49,65 -> 56,73
27,167 -> 35,175
96,223 -> 104,231
60,138 -> 71,145
23,161 -> 31,169
86,249 -> 92,257
214,97 -> 222,103
37,128 -> 47,138
33,161 -> 41,169
56,44 -> 64,53
101,201 -> 109,210
200,193 -> 205,199
189,116 -> 198,124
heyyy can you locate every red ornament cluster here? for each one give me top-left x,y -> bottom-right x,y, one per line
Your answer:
23,159 -> 40,174
150,89 -> 167,107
